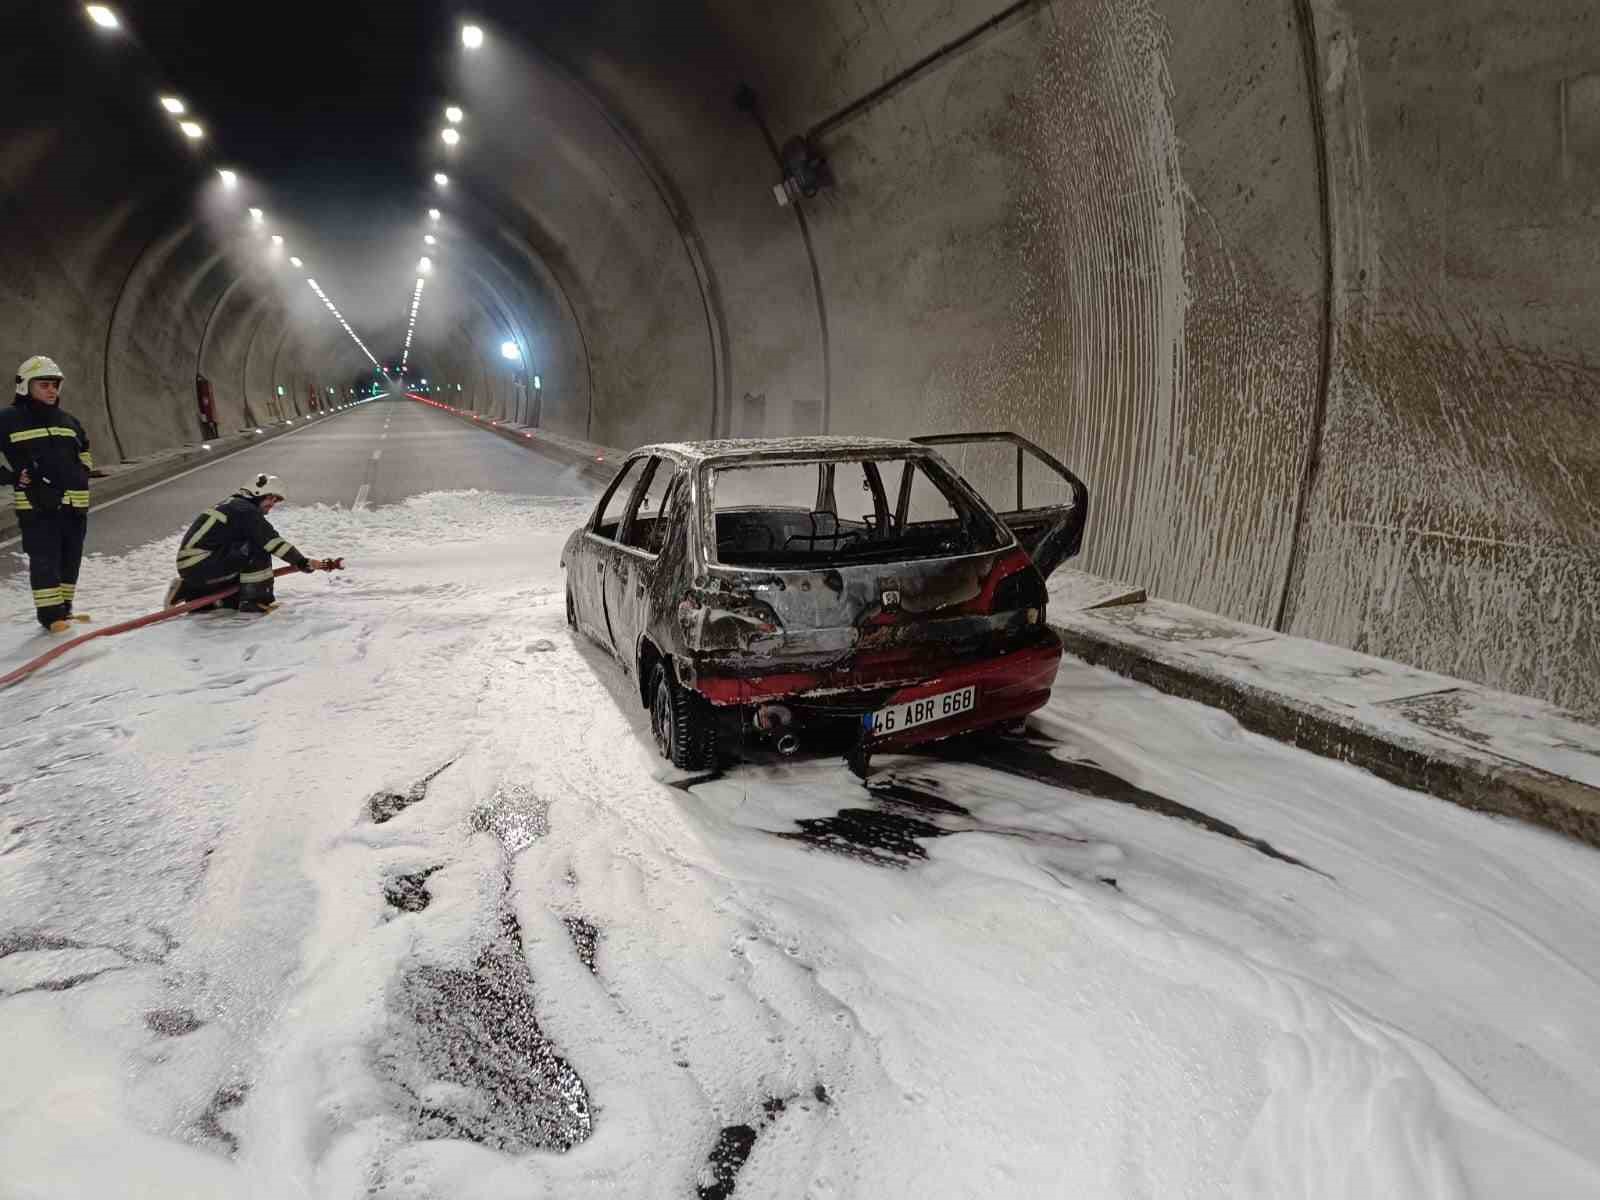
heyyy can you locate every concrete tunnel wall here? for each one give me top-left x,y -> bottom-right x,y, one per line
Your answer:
3,1 -> 1596,718
465,0 -> 1598,718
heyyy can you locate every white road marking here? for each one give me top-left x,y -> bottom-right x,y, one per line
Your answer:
353,483 -> 370,510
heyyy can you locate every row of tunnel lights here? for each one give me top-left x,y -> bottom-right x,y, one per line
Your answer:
83,3 -> 382,375
404,26 -> 489,368
405,23 -> 515,372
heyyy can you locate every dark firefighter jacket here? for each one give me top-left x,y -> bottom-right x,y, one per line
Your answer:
177,494 -> 310,577
0,397 -> 92,513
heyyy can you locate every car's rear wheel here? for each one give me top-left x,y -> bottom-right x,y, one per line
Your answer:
651,662 -> 716,770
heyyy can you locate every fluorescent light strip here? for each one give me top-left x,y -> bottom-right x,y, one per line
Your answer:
306,278 -> 380,367
401,274 -> 427,368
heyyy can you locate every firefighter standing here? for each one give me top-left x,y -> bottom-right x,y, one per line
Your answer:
165,474 -> 336,614
0,356 -> 94,632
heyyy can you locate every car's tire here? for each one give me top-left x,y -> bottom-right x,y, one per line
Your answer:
651,662 -> 716,770
566,585 -> 577,629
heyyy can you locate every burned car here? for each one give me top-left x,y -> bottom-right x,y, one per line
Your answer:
561,434 -> 1088,775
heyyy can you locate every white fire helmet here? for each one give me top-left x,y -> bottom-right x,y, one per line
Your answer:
14,355 -> 64,397
240,473 -> 287,501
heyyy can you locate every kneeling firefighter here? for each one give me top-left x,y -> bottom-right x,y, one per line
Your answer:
165,474 -> 337,613
0,356 -> 94,632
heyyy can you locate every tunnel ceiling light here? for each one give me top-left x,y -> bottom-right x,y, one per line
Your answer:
428,208 -> 441,221
249,207 -> 264,223
461,24 -> 484,49
441,128 -> 460,146
445,106 -> 464,124
86,5 -> 120,28
418,256 -> 433,273
289,256 -> 303,268
160,96 -> 186,115
179,121 -> 204,140
271,234 -> 284,246
501,341 -> 520,361
218,168 -> 237,188
433,173 -> 449,188
423,234 -> 436,245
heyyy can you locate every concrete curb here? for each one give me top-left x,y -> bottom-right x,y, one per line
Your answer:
1053,621 -> 1600,849
0,413 -> 340,543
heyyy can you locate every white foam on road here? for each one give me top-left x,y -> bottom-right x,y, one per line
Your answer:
1,490 -> 1597,1198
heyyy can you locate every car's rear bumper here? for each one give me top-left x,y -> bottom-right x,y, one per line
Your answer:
862,634 -> 1062,753
690,630 -> 1063,752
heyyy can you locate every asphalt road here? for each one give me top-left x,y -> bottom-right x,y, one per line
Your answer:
0,396 -> 596,577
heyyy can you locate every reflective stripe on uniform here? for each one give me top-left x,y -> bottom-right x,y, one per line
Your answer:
79,451 -> 93,468
64,490 -> 90,508
176,508 -> 229,570
8,428 -> 50,443
264,537 -> 293,556
60,583 -> 76,599
46,427 -> 78,439
12,490 -> 30,511
238,568 -> 276,584
32,587 -> 63,606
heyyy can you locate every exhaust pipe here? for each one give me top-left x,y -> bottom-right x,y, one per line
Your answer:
776,732 -> 800,757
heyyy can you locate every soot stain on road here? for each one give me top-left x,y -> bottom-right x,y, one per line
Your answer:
951,737 -> 1328,876
368,756 -> 459,824
376,908 -> 592,1153
778,777 -> 967,866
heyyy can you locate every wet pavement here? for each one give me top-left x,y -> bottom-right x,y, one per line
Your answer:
378,907 -> 593,1154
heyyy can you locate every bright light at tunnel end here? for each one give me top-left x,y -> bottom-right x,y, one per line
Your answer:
501,341 -> 521,361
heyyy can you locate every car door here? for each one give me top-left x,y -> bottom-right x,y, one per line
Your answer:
606,456 -> 682,677
579,455 -> 650,655
911,432 -> 1089,578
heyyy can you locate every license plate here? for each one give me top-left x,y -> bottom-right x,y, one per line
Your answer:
865,685 -> 977,737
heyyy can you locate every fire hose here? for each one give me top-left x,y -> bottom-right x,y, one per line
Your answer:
0,559 -> 344,692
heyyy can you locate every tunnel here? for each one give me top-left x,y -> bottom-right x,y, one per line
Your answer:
4,0 -> 1597,718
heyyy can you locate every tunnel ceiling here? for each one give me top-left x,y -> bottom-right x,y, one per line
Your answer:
100,0 -> 737,388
